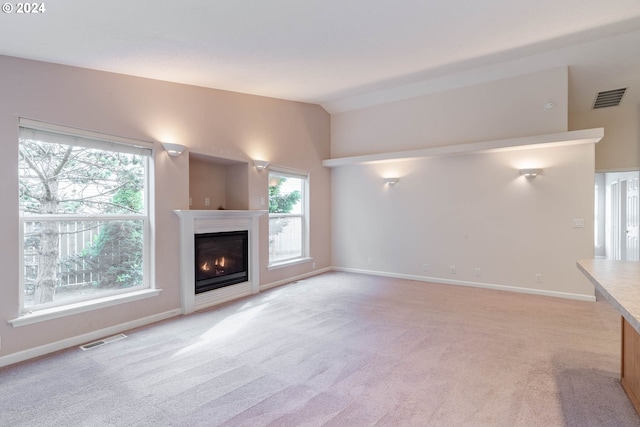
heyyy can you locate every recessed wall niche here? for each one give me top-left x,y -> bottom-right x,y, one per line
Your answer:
188,153 -> 249,210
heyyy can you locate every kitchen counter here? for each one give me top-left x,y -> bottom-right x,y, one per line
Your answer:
578,259 -> 640,333
578,258 -> 640,415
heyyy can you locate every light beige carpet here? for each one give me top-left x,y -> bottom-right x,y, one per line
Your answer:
1,271 -> 639,426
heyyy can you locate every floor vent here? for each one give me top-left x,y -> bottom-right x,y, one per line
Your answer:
79,334 -> 127,351
593,88 -> 626,109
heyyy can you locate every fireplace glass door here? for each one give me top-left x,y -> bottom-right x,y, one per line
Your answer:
194,230 -> 248,293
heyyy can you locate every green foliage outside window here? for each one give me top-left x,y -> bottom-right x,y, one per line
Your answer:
269,177 -> 301,213
84,186 -> 143,289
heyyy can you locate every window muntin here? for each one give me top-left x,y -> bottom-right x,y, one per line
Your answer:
18,121 -> 152,312
268,169 -> 308,265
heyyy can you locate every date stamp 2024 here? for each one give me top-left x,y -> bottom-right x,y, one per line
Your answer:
2,3 -> 46,13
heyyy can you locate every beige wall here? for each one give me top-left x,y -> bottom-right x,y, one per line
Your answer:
570,105 -> 640,171
0,55 -> 331,359
188,158 -> 228,210
330,68 -> 596,299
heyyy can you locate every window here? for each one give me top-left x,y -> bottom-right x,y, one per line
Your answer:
18,120 -> 152,313
268,169 -> 309,266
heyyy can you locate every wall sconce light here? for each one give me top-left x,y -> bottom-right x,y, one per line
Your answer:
519,168 -> 542,178
253,159 -> 270,172
161,142 -> 186,157
384,177 -> 400,186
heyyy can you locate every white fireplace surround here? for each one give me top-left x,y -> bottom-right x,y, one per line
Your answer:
174,210 -> 266,314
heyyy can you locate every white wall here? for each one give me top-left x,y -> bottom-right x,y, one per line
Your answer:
332,144 -> 595,298
330,68 -> 596,299
331,67 -> 568,157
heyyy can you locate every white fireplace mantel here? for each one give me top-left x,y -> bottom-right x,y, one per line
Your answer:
173,210 -> 267,314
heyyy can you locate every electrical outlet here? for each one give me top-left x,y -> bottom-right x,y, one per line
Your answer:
204,197 -> 210,206
423,263 -> 428,272
535,273 -> 543,283
312,262 -> 316,269
572,218 -> 585,228
474,268 -> 481,277
450,265 -> 456,274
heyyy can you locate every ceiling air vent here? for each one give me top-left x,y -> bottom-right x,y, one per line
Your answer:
593,88 -> 626,109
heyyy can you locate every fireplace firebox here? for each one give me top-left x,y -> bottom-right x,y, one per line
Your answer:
194,230 -> 249,294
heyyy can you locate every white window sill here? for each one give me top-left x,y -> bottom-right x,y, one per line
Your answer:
267,257 -> 313,271
9,289 -> 162,327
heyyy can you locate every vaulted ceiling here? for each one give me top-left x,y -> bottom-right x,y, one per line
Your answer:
1,0 -> 639,114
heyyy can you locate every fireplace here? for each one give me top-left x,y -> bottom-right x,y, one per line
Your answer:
194,230 -> 249,293
174,209 -> 265,314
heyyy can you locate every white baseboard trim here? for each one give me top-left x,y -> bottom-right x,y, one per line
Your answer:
332,267 -> 596,302
260,267 -> 333,291
0,308 -> 182,368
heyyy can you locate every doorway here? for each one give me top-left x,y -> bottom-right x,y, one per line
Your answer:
595,171 -> 640,260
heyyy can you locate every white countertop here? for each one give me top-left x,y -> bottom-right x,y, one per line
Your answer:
578,259 -> 640,333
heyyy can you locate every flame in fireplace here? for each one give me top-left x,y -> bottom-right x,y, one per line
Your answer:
201,257 -> 228,275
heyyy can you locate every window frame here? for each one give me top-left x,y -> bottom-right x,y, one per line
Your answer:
267,166 -> 311,268
16,118 -> 156,317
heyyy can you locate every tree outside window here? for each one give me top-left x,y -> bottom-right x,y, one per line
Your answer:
19,123 -> 151,311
